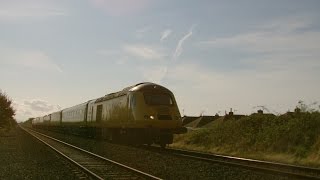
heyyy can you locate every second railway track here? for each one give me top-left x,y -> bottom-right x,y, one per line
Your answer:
20,126 -> 161,180
146,146 -> 320,179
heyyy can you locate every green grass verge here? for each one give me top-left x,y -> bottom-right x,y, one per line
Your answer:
171,112 -> 320,168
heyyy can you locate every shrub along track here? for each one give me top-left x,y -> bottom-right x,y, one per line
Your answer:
28,127 -> 301,179
141,146 -> 320,179
20,126 -> 161,180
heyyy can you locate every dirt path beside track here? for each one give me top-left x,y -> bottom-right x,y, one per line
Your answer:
0,126 -> 82,179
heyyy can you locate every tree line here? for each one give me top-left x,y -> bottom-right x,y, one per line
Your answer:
0,90 -> 16,129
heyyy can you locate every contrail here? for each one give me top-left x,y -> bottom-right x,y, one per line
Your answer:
160,29 -> 172,42
172,25 -> 196,60
159,25 -> 196,83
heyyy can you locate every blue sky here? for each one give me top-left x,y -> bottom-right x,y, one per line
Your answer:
1,0 -> 320,121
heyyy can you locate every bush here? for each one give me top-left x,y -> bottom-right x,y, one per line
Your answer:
0,90 -> 16,129
176,111 -> 320,159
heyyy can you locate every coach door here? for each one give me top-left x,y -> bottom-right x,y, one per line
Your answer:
96,105 -> 103,123
128,94 -> 135,121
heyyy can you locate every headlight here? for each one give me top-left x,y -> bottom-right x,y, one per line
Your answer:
144,115 -> 155,120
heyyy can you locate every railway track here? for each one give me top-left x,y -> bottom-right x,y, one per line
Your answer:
20,126 -> 161,180
20,126 -> 320,179
148,146 -> 320,179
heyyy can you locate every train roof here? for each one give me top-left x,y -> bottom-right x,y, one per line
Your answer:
62,101 -> 88,111
129,82 -> 171,92
95,82 -> 170,103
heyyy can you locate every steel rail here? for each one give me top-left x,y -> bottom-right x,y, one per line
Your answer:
20,126 -> 162,180
161,147 -> 320,179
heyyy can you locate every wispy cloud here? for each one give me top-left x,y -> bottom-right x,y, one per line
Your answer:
23,99 -> 58,112
89,0 -> 151,16
123,44 -> 166,60
199,31 -> 320,54
198,15 -> 320,72
0,0 -> 66,22
160,29 -> 172,42
14,99 -> 61,121
256,15 -> 315,33
173,25 -> 195,60
199,15 -> 320,53
164,16 -> 320,115
133,25 -> 194,83
0,49 -> 63,72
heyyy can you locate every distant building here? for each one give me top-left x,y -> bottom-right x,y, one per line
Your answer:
223,110 -> 246,120
251,110 -> 275,117
183,115 -> 219,128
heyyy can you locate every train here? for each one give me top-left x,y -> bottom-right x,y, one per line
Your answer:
32,82 -> 186,147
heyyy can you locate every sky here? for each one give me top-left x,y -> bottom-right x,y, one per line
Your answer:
0,0 -> 320,121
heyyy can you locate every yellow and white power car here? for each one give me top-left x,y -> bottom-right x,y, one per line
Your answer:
33,82 -> 186,147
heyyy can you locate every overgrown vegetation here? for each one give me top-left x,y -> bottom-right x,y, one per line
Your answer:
172,102 -> 320,167
0,90 -> 16,131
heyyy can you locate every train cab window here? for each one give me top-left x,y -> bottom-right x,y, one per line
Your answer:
144,93 -> 173,106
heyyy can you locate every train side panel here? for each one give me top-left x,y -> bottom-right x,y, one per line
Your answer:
51,111 -> 62,125
32,117 -> 41,126
92,95 -> 129,127
62,102 -> 87,125
43,114 -> 51,125
39,116 -> 44,124
86,99 -> 97,123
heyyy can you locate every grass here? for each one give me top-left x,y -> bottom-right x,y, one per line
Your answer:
0,127 -> 16,137
171,111 -> 320,168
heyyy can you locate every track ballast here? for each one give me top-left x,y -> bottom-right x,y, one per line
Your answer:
20,126 -> 162,180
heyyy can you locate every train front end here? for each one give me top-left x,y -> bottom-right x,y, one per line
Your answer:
128,83 -> 186,147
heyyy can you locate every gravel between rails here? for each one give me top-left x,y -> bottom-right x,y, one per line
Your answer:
0,126 -> 90,179
34,128 -> 294,180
